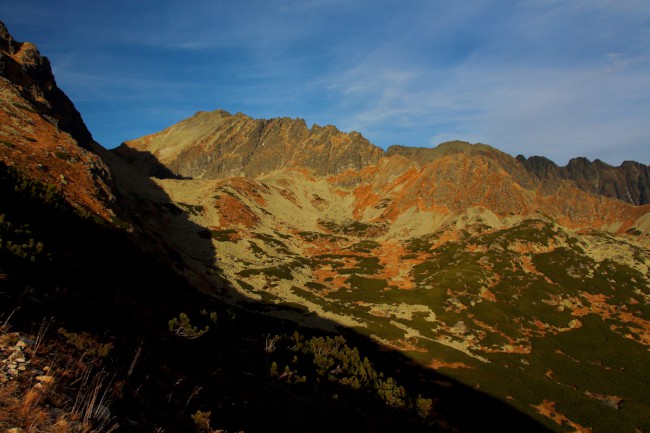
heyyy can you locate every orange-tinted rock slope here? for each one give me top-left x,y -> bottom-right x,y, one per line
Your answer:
0,21 -> 114,220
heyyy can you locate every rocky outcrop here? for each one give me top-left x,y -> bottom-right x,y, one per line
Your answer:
115,110 -> 384,179
517,154 -> 650,205
0,21 -> 95,151
0,22 -> 114,219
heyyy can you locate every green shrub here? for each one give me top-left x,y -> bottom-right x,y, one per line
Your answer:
168,312 -> 211,339
267,331 -> 432,413
11,101 -> 37,113
178,202 -> 204,216
191,410 -> 213,432
210,229 -> 238,242
54,151 -> 71,160
58,327 -> 113,357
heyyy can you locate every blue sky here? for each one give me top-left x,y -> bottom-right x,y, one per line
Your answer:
2,0 -> 649,165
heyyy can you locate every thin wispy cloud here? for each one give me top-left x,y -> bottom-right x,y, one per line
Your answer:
1,0 -> 648,164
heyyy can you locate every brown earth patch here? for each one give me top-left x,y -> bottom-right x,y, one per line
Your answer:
471,319 -> 532,354
352,184 -> 380,219
531,400 -> 593,433
479,287 -> 497,302
374,337 -> 429,353
228,177 -> 268,206
376,242 -> 418,290
584,391 -> 622,410
273,185 -> 300,207
430,358 -> 474,370
215,194 -> 260,229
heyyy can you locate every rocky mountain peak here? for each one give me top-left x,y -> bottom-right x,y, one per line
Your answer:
115,109 -> 384,179
386,140 -> 500,165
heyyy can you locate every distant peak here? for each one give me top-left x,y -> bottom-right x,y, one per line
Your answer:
192,109 -> 231,117
568,156 -> 591,165
519,153 -> 649,205
436,140 -> 496,152
116,108 -> 383,178
200,109 -> 311,128
386,140 -> 502,165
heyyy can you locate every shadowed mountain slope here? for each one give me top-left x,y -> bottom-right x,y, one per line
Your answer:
517,154 -> 650,205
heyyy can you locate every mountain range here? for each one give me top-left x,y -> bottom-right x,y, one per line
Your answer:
117,108 -> 649,205
1,21 -> 649,433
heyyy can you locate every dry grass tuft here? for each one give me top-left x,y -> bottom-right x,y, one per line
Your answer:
0,324 -> 119,433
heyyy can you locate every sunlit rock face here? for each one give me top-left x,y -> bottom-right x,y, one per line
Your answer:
0,21 -> 114,219
116,109 -> 383,179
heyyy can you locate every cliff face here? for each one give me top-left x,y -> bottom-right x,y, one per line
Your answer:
517,154 -> 650,205
115,109 -> 384,179
0,22 -> 94,151
0,21 -> 114,219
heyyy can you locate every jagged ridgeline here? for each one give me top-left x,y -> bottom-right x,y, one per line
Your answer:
2,19 -> 650,433
114,109 -> 384,178
117,111 -> 650,205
